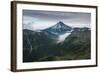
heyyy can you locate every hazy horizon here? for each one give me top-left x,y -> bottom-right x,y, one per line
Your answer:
23,10 -> 91,30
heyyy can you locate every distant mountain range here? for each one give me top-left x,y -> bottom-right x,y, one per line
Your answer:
23,21 -> 91,62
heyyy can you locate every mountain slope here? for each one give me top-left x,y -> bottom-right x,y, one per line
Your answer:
23,30 -> 91,62
23,29 -> 58,62
51,30 -> 91,60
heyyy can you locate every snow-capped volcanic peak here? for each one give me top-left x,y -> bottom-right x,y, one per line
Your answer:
50,21 -> 71,30
52,21 -> 64,29
43,21 -> 72,35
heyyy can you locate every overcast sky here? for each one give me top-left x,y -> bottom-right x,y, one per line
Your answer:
23,10 -> 91,30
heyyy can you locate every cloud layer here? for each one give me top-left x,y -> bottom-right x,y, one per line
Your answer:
23,10 -> 91,30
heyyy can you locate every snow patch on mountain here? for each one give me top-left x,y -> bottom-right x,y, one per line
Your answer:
57,32 -> 71,43
35,30 -> 42,32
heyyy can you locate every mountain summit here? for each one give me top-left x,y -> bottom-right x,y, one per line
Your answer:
43,21 -> 72,35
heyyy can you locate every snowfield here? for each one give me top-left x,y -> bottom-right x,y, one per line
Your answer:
57,32 -> 71,43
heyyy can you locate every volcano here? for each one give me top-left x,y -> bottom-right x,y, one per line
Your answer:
43,21 -> 72,35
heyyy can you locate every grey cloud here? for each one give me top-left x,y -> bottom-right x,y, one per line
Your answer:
23,10 -> 91,30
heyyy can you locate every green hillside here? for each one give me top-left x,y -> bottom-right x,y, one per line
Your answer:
23,29 -> 91,62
